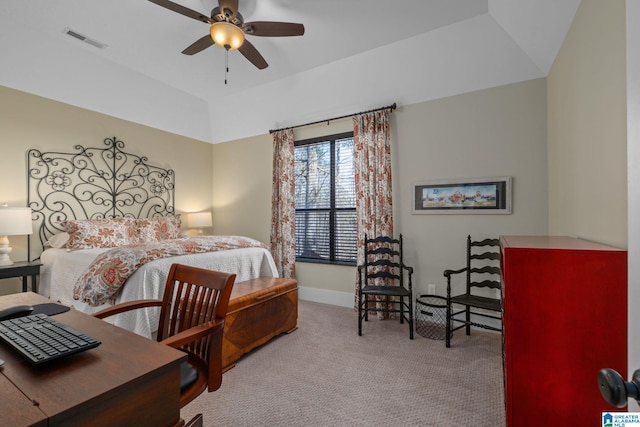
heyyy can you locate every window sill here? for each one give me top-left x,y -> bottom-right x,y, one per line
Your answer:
295,258 -> 356,267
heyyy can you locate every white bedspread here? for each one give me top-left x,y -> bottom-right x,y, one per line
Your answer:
39,246 -> 278,338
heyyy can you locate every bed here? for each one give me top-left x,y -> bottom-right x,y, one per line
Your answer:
27,137 -> 279,338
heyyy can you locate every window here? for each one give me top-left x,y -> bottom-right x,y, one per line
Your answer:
294,132 -> 356,265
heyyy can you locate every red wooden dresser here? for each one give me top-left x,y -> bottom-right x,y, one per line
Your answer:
500,235 -> 627,426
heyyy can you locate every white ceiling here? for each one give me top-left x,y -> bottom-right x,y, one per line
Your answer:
0,0 -> 581,143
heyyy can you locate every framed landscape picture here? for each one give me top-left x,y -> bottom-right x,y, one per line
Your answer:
412,176 -> 512,214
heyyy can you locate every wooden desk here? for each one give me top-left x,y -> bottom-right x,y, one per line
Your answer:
0,292 -> 186,427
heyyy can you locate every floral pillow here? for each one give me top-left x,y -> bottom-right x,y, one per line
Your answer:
62,217 -> 137,250
134,214 -> 182,243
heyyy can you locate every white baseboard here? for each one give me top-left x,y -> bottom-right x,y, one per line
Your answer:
298,286 -> 355,308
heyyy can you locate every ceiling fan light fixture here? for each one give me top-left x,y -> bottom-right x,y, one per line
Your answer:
210,22 -> 244,50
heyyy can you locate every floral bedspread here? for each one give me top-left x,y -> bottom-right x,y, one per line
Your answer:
73,235 -> 268,306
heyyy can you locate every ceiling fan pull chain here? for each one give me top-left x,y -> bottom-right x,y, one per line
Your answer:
224,48 -> 229,85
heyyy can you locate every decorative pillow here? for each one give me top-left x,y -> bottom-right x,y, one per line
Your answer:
134,214 -> 182,243
44,232 -> 70,249
62,217 -> 136,250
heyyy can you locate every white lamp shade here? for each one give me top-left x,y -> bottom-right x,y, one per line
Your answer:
186,212 -> 212,229
0,207 -> 33,236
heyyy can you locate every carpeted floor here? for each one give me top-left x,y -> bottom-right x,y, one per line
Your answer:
181,300 -> 505,426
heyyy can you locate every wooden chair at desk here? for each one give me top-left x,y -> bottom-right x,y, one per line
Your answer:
93,264 -> 236,410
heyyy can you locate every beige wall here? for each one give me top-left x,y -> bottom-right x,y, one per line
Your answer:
0,85 -> 213,292
547,0 -> 627,248
397,78 -> 548,297
212,133 -> 273,244
211,79 -> 549,303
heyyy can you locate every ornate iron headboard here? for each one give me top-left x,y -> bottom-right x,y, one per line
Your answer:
27,136 -> 175,260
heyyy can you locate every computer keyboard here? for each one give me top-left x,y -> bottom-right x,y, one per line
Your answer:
0,313 -> 101,366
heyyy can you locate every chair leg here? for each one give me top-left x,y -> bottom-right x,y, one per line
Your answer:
184,414 -> 203,427
358,292 -> 362,336
446,301 -> 451,348
364,296 -> 369,321
465,306 -> 471,336
399,296 -> 404,324
408,296 -> 414,340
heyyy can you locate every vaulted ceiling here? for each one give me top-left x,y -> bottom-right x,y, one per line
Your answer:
0,0 -> 581,143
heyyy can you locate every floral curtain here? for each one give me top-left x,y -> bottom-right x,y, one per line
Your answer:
270,129 -> 296,279
353,109 -> 394,317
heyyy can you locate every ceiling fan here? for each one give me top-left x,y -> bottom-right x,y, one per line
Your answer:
148,0 -> 305,70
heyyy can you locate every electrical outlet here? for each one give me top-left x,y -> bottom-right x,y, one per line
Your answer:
427,284 -> 436,295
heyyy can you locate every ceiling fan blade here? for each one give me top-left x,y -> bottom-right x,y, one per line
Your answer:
148,0 -> 212,24
244,21 -> 305,37
238,40 -> 268,69
182,34 -> 215,55
218,0 -> 239,19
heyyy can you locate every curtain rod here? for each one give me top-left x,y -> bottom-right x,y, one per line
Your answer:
269,102 -> 397,134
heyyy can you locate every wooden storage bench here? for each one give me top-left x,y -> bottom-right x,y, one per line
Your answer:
222,277 -> 298,370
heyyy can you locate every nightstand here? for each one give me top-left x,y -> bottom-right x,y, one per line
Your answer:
0,261 -> 42,293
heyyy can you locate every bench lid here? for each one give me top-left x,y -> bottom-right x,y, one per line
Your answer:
228,277 -> 297,312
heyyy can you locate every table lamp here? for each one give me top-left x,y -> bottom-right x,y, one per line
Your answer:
186,211 -> 212,235
0,206 -> 33,266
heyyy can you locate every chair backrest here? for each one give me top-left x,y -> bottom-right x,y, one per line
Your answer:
465,235 -> 501,295
157,264 -> 236,393
362,235 -> 405,287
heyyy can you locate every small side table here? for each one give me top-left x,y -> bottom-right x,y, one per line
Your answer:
0,261 -> 42,293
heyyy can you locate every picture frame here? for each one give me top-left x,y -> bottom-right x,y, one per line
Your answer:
412,176 -> 512,214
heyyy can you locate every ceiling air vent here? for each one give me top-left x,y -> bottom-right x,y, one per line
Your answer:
63,28 -> 107,49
